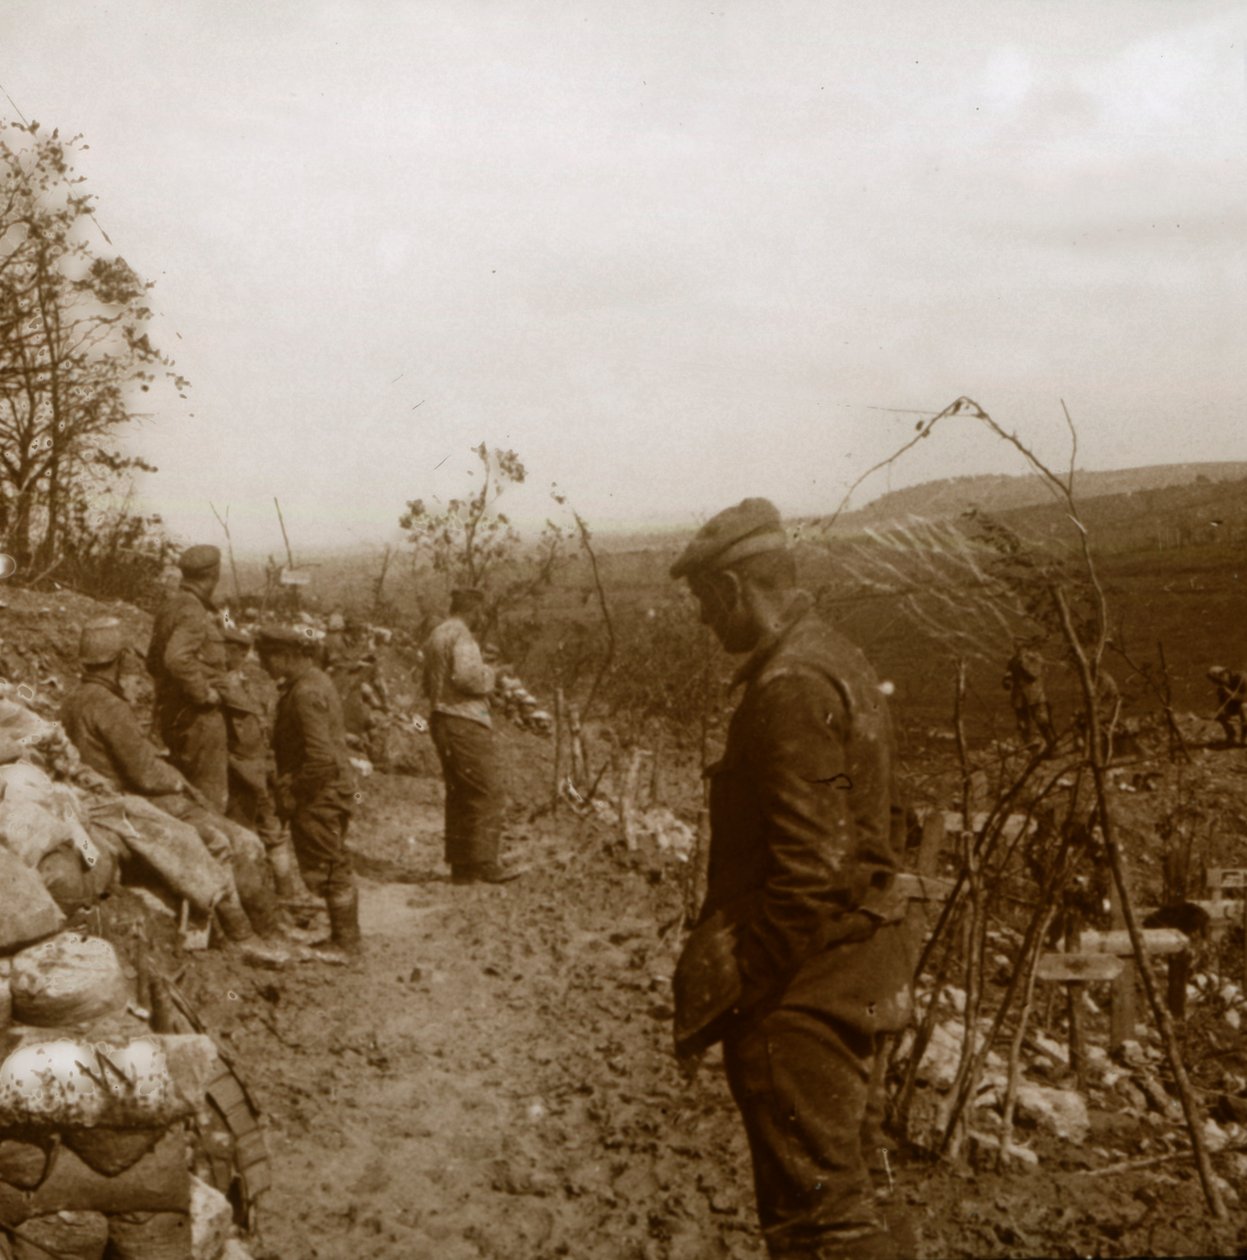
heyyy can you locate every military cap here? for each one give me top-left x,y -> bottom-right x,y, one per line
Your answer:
255,624 -> 318,652
669,498 -> 787,581
178,544 -> 221,575
79,617 -> 128,666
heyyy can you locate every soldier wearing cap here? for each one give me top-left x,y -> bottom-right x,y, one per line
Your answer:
62,617 -> 286,951
669,499 -> 914,1260
422,587 -> 520,884
1208,665 -> 1247,745
146,543 -> 230,810
256,624 -> 361,958
219,626 -> 299,899
1002,638 -> 1057,752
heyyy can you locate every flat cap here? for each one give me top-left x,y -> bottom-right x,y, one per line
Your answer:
669,498 -> 787,580
79,617 -> 127,666
178,544 -> 221,575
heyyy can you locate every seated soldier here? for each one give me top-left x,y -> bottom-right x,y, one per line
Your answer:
61,617 -> 287,954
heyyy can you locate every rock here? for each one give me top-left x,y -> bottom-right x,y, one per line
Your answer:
1227,1009 -> 1242,1031
191,1174 -> 233,1260
1015,1083 -> 1090,1143
1203,1118 -> 1231,1154
969,1130 -> 1040,1169
1031,1032 -> 1069,1067
220,1241 -> 256,1260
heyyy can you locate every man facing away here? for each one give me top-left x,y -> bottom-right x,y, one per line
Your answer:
669,499 -> 914,1260
146,543 -> 230,810
422,588 -> 521,884
256,625 -> 362,960
1208,665 -> 1247,745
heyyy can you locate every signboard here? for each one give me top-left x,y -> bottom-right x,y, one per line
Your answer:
279,568 -> 311,587
1036,953 -> 1125,983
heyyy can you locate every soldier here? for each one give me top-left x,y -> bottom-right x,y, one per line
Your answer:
219,626 -> 300,901
62,617 -> 286,954
669,499 -> 914,1260
256,625 -> 362,959
146,543 -> 229,810
423,588 -> 521,884
1002,638 -> 1057,751
1208,666 -> 1247,745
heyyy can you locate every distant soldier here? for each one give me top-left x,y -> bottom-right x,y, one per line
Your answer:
219,626 -> 299,901
1208,666 -> 1247,745
1075,668 -> 1121,762
256,625 -> 361,959
1002,639 -> 1057,751
63,617 -> 285,952
146,544 -> 229,810
423,588 -> 520,884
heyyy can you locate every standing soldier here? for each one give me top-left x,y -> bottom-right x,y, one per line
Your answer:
219,626 -> 300,901
668,499 -> 914,1260
146,544 -> 229,810
256,626 -> 361,959
1002,638 -> 1057,752
423,588 -> 520,884
1208,666 -> 1247,745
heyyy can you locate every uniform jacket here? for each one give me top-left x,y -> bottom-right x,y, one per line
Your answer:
61,676 -> 185,796
699,599 -> 911,1031
219,668 -> 273,792
146,585 -> 226,712
422,617 -> 494,729
272,665 -> 355,805
1003,648 -> 1047,707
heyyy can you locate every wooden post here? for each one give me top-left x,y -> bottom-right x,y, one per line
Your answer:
568,704 -> 587,789
1066,908 -> 1087,1090
551,688 -> 565,810
917,809 -> 944,876
1110,849 -> 1137,1051
620,747 -> 643,850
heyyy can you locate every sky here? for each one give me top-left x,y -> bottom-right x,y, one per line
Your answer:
3,1 -> 1245,556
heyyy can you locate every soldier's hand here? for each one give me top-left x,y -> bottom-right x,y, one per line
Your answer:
203,687 -> 222,707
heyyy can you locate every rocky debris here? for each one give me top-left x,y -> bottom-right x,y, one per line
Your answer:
1014,1084 -> 1090,1143
495,673 -> 554,736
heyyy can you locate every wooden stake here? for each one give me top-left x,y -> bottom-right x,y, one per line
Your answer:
1109,849 -> 1137,1052
551,688 -> 565,811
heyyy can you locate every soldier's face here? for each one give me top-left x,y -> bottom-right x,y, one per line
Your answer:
690,573 -> 754,653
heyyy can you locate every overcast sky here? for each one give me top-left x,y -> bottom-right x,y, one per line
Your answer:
4,1 -> 1245,554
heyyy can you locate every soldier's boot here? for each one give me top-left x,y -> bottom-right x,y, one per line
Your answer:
214,890 -> 254,944
307,888 -> 362,964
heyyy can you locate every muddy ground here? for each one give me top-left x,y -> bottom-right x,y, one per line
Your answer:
172,733 -> 1247,1260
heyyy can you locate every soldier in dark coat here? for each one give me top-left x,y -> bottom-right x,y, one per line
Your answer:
669,499 -> 914,1260
1003,639 -> 1057,751
1208,666 -> 1247,744
256,625 -> 361,959
146,544 -> 230,810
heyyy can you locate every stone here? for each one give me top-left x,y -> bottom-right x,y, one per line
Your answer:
1015,1083 -> 1090,1143
191,1174 -> 234,1260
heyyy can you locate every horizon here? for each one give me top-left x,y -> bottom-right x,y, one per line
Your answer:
5,1 -> 1245,555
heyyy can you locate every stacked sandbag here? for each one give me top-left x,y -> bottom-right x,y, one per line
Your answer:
0,763 -> 116,915
0,929 -> 229,1259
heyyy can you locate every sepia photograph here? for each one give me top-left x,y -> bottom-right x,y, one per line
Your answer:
0,2 -> 1244,1256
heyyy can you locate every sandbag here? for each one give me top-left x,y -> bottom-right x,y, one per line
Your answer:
106,1210 -> 191,1260
37,842 -> 116,915
87,798 -> 229,915
0,765 -> 56,810
189,1176 -> 232,1260
10,1210 -> 108,1260
63,1128 -> 164,1178
0,1127 -> 191,1225
0,1033 -> 218,1130
0,1139 -> 50,1191
0,706 -> 51,753
0,850 -> 64,954
10,934 -> 129,1028
0,800 -> 76,869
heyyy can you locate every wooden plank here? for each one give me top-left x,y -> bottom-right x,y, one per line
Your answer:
1079,927 -> 1188,957
1139,900 -> 1239,924
894,872 -> 956,903
1037,953 -> 1125,983
1208,868 -> 1247,891
943,811 -> 1035,840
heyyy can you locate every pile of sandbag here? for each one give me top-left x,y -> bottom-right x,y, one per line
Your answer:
0,926 -> 250,1259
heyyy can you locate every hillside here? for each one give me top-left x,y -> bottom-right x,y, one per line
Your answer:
837,462 -> 1247,527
